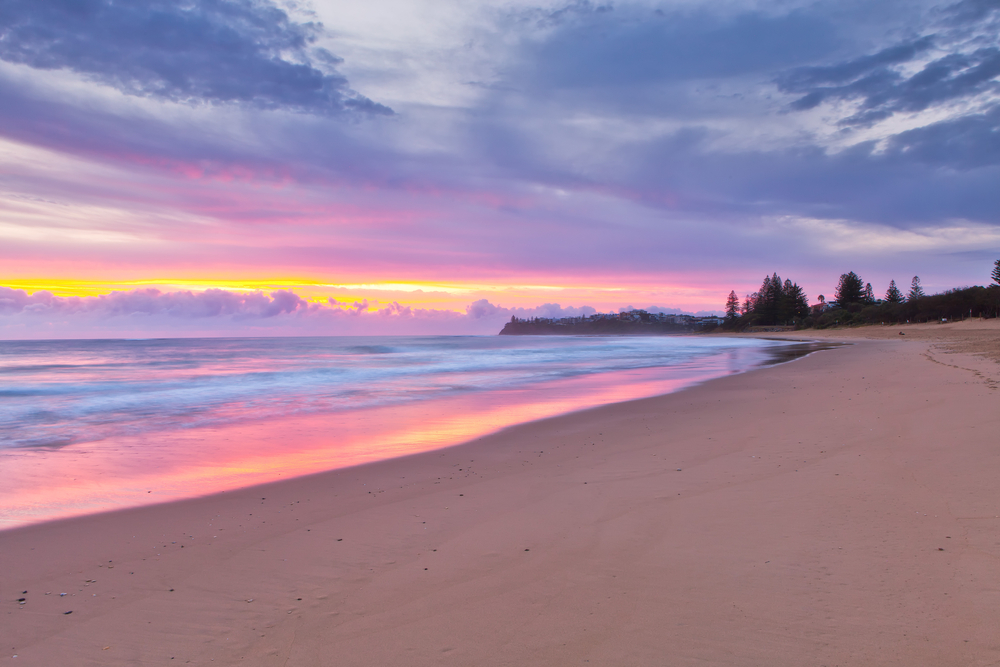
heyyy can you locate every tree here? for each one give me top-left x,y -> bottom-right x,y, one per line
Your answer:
864,282 -> 875,304
992,259 -> 1000,287
835,272 -> 865,306
746,274 -> 780,324
725,291 -> 740,321
781,281 -> 810,321
908,276 -> 925,301
885,280 -> 904,303
738,273 -> 810,324
779,279 -> 796,322
759,273 -> 783,323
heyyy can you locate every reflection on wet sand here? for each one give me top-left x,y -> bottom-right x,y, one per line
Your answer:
1,341 -> 824,527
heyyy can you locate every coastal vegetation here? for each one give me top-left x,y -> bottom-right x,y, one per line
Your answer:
499,261 -> 999,336
727,273 -> 809,328
724,260 -> 1000,330
499,311 -> 722,335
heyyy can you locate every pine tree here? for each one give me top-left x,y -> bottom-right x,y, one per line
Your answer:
885,280 -> 903,303
796,286 -> 810,317
725,291 -> 740,321
864,283 -> 875,304
992,259 -> 1000,286
908,276 -> 925,301
781,282 -> 809,321
835,272 -> 865,306
779,279 -> 795,323
761,273 -> 787,324
751,275 -> 776,324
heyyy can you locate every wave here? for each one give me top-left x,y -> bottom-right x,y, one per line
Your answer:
0,335 -> 785,450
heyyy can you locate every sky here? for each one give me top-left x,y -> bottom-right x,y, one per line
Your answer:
1,0 -> 998,337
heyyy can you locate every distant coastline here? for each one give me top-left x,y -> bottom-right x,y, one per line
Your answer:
499,310 -> 724,335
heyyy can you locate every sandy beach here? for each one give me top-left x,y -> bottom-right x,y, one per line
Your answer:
4,320 -> 1000,666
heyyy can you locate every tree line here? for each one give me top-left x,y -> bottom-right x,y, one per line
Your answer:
724,259 -> 1000,330
724,273 -> 808,327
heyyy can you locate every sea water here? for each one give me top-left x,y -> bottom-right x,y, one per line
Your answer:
0,335 -> 797,527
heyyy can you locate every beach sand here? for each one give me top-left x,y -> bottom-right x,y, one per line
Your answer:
3,320 -> 1000,665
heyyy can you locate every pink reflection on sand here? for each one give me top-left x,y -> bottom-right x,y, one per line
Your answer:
0,360 -> 734,528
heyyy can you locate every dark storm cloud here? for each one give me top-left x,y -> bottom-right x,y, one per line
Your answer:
0,0 -> 391,115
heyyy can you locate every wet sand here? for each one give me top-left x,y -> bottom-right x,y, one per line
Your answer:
3,320 -> 1000,665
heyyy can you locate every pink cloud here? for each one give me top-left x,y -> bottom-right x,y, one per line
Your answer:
466,299 -> 598,321
0,287 -> 645,339
0,287 -> 311,319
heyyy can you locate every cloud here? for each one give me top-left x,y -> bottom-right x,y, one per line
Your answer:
329,297 -> 374,316
942,0 -> 1000,25
465,298 -> 503,319
884,104 -> 1000,169
0,287 -> 675,338
0,0 -> 997,314
777,0 -> 1000,126
466,298 -> 596,320
778,37 -> 936,111
456,0 -> 999,234
0,0 -> 391,115
788,47 -> 1000,127
521,3 -> 839,92
0,286 -> 313,318
625,131 -> 1000,226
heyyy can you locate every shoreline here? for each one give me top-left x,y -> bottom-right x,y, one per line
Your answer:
0,336 -> 827,534
4,322 -> 1000,665
0,335 -> 801,530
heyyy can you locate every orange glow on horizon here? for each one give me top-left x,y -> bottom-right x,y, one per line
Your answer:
1,276 -> 732,313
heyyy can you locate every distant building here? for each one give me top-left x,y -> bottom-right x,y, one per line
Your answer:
811,295 -> 830,315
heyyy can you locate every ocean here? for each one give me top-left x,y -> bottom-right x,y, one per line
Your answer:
0,335 -> 800,527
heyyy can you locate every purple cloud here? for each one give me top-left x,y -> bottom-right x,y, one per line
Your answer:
0,0 -> 391,116
0,287 -> 310,319
0,288 -> 695,339
0,0 -> 997,325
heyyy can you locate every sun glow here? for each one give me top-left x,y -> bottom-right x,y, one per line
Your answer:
1,275 -> 732,318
